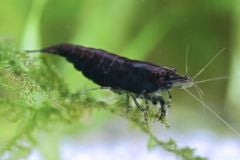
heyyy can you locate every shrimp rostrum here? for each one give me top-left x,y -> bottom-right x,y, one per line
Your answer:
26,44 -> 194,121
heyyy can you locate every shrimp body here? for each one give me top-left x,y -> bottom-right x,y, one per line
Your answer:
69,47 -> 160,94
27,43 -> 193,120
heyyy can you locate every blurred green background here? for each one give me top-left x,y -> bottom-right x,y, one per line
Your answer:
0,0 -> 240,159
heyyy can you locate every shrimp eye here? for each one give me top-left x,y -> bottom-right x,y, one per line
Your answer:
159,69 -> 167,76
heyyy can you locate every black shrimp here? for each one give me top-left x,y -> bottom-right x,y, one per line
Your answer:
26,44 -> 194,121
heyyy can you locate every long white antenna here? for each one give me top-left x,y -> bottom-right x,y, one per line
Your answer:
185,44 -> 190,75
193,48 -> 225,80
195,76 -> 228,84
193,83 -> 204,98
184,89 -> 240,137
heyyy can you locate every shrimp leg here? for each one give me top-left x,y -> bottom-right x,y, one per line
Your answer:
155,96 -> 168,121
131,95 -> 146,112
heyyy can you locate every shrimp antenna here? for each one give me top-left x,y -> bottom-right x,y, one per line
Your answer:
184,88 -> 240,137
193,48 -> 225,80
185,44 -> 190,75
195,76 -> 228,84
193,83 -> 204,99
79,87 -> 110,95
25,50 -> 42,53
